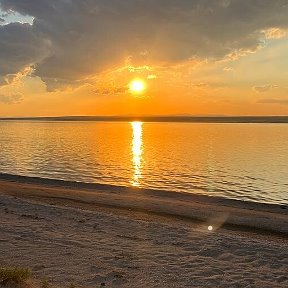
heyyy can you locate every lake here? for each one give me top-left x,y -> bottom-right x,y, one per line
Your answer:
0,121 -> 287,205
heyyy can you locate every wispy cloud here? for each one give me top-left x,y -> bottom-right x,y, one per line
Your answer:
93,86 -> 128,96
263,27 -> 287,39
258,98 -> 288,105
253,84 -> 278,93
223,67 -> 234,72
0,93 -> 23,104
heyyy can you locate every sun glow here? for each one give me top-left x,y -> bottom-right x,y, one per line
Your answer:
129,79 -> 146,94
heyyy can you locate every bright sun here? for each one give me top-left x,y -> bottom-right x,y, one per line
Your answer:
129,79 -> 146,94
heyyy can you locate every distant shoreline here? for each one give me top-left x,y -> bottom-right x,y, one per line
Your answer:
1,115 -> 288,123
1,172 -> 287,235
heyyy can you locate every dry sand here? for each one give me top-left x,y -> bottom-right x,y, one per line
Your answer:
0,175 -> 287,287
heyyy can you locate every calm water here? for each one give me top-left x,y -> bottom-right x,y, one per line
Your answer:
0,121 -> 287,205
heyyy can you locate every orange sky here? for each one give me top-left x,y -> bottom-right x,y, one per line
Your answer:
0,1 -> 288,116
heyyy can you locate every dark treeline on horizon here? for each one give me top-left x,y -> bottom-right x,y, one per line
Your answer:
1,116 -> 288,123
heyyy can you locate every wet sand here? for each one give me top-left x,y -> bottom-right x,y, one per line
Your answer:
0,175 -> 287,287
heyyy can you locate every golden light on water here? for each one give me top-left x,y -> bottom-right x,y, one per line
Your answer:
131,121 -> 143,187
129,79 -> 146,94
208,225 -> 213,231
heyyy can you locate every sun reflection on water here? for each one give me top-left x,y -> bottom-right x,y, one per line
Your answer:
131,121 -> 143,187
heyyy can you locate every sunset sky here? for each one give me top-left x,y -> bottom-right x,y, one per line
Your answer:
0,0 -> 288,117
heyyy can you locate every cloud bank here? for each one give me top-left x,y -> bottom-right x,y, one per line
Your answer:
1,0 -> 288,90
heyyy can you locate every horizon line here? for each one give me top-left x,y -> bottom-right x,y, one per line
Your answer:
1,115 -> 288,123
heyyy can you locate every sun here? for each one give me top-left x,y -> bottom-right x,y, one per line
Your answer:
129,79 -> 146,94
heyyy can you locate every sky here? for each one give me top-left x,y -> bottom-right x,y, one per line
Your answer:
0,0 -> 288,117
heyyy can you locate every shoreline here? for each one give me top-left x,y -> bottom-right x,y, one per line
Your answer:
1,173 -> 288,287
0,173 -> 287,235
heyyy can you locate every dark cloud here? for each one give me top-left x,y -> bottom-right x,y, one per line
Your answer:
1,0 -> 288,90
93,86 -> 128,96
0,93 -> 23,104
253,84 -> 278,92
0,22 -> 51,84
259,98 -> 288,105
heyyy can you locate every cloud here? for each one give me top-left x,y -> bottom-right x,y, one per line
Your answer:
223,67 -> 234,72
0,93 -> 23,104
253,84 -> 278,93
258,98 -> 288,105
263,27 -> 287,39
1,0 -> 288,90
93,86 -> 128,96
0,22 -> 51,85
191,82 -> 227,89
147,74 -> 157,80
192,82 -> 209,88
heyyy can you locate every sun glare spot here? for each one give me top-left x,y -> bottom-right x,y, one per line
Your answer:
208,225 -> 213,231
129,79 -> 146,94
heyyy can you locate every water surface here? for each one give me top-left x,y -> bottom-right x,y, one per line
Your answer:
0,121 -> 287,205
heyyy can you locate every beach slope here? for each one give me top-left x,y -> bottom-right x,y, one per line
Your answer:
0,174 -> 287,287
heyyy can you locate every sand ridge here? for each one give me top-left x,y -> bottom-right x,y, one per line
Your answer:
0,174 -> 287,235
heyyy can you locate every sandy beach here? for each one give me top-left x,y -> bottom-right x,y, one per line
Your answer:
0,174 -> 288,287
